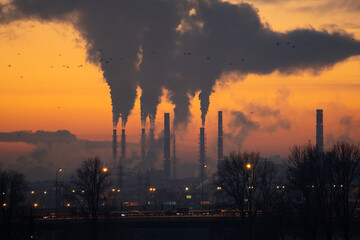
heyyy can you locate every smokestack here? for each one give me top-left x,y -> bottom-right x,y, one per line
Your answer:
199,127 -> 206,175
120,128 -> 126,190
163,113 -> 171,180
217,111 -> 224,164
200,127 -> 206,201
173,130 -> 176,179
113,129 -> 117,160
141,128 -> 146,164
121,129 -> 126,161
316,109 -> 324,153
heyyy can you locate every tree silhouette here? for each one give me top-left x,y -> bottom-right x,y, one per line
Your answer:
287,142 -> 360,240
330,142 -> 360,240
68,157 -> 110,240
214,151 -> 277,239
0,169 -> 28,240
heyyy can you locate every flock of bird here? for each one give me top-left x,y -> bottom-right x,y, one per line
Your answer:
5,37 -> 357,80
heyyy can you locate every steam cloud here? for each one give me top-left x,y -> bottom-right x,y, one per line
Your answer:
1,0 -> 360,128
326,115 -> 360,146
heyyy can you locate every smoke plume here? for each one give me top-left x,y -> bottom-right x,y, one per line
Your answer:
1,0 -> 359,127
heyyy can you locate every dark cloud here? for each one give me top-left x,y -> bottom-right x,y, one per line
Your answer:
1,0 -> 359,129
0,130 -> 76,144
244,0 -> 360,12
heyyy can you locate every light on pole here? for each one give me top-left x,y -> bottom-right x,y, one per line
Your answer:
55,168 -> 62,216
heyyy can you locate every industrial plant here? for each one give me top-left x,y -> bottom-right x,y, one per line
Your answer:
103,110 -> 228,210
100,109 -> 324,210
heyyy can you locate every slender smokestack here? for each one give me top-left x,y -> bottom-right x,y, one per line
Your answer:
200,127 -> 206,201
316,109 -> 324,153
173,130 -> 176,179
121,129 -> 126,161
113,129 -> 117,160
163,113 -> 171,180
200,127 -> 206,171
141,128 -> 146,165
217,111 -> 223,163
147,120 -> 155,169
120,128 -> 126,190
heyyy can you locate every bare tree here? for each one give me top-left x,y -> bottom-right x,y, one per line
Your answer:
330,142 -> 360,240
287,142 -> 360,240
287,144 -> 324,240
67,157 -> 110,240
0,169 -> 28,240
214,151 -> 277,239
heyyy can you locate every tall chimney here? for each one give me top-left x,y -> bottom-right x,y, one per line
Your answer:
112,129 -> 118,189
316,109 -> 324,153
141,128 -> 146,164
199,127 -> 206,201
173,130 -> 176,179
121,129 -> 126,161
120,128 -> 126,190
113,129 -> 117,160
163,113 -> 171,180
217,111 -> 224,164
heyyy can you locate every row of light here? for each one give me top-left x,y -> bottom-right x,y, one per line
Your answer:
2,202 -> 71,208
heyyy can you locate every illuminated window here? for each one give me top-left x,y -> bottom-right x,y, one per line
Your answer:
186,195 -> 192,199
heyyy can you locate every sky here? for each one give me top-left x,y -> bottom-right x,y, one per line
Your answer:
0,0 -> 360,180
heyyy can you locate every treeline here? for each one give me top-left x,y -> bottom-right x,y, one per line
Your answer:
0,158 -> 110,240
215,142 -> 360,240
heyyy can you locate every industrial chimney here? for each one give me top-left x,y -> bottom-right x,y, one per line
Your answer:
316,109 -> 324,153
141,128 -> 146,164
113,129 -> 117,161
173,130 -> 176,179
199,127 -> 206,201
163,113 -> 171,180
120,128 -> 126,189
217,111 -> 224,164
121,129 -> 126,161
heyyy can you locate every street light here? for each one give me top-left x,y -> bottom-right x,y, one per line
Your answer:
102,168 -> 108,173
149,187 -> 157,210
246,163 -> 251,169
55,168 -> 62,216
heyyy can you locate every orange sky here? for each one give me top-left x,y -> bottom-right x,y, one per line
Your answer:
0,0 -> 360,173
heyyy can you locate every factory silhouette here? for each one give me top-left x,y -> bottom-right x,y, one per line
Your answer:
105,109 -> 324,208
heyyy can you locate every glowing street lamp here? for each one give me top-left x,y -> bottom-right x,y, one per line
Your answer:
102,168 -> 108,173
246,163 -> 251,169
